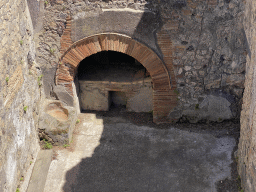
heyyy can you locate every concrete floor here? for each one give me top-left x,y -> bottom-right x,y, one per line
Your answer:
43,113 -> 236,192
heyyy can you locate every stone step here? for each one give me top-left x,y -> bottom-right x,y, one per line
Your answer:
82,113 -> 97,122
27,150 -> 53,192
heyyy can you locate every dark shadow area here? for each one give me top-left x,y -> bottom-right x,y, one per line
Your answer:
77,51 -> 149,82
131,0 -> 187,58
76,50 -> 152,113
81,110 -> 240,139
62,109 -> 240,192
109,91 -> 127,111
63,1 -> 241,191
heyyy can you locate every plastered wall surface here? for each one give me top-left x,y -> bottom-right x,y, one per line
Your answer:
79,78 -> 153,112
0,0 -> 41,191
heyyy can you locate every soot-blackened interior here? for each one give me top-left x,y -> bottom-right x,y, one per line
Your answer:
77,51 -> 150,82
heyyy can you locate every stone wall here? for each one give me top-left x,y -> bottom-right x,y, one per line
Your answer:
0,0 -> 42,191
0,0 -> 254,191
238,0 -> 256,191
37,0 -> 246,123
159,0 -> 246,122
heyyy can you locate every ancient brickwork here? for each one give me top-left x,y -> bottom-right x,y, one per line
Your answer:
0,0 -> 254,190
60,15 -> 72,55
238,0 -> 256,191
56,33 -> 176,122
0,0 -> 42,191
38,0 -> 246,123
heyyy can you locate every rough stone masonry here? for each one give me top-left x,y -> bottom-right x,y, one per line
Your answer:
0,0 -> 256,191
0,0 -> 41,191
238,0 -> 256,191
38,0 -> 246,123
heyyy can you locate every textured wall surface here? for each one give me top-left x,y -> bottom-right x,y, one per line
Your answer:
79,78 -> 153,112
238,0 -> 256,191
0,0 -> 41,191
157,0 -> 246,122
37,0 -> 246,123
0,0 -> 255,191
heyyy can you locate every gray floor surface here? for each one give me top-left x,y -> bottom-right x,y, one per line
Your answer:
43,113 -> 235,192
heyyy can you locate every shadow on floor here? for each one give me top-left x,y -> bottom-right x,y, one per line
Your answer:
61,107 -> 240,192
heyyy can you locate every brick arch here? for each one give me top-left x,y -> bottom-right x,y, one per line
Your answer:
56,33 -> 177,122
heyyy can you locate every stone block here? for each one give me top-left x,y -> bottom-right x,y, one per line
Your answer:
199,94 -> 233,121
53,85 -> 74,106
173,92 -> 236,123
27,150 -> 53,192
38,100 -> 78,145
79,88 -> 109,111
